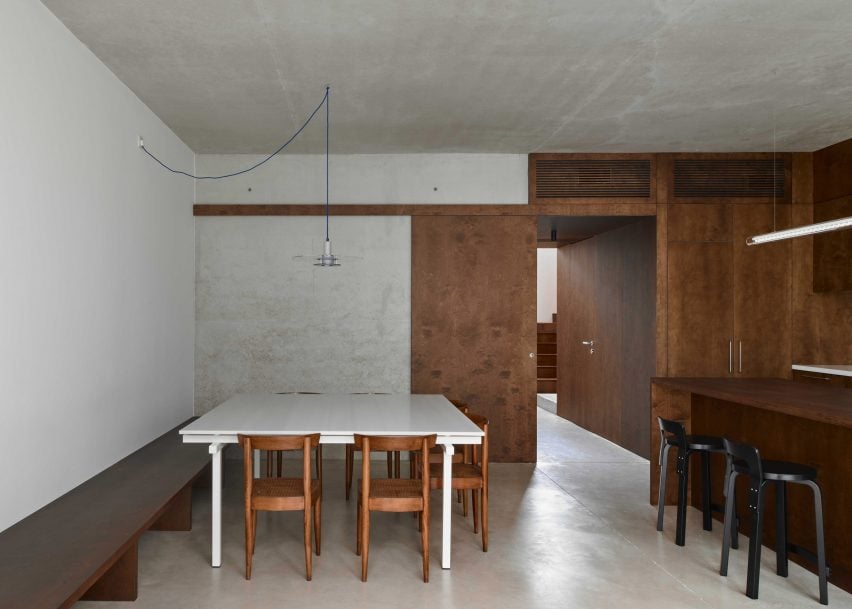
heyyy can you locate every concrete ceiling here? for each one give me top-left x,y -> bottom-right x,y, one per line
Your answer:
42,0 -> 852,154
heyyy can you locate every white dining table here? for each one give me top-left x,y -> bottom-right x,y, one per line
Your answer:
179,393 -> 484,569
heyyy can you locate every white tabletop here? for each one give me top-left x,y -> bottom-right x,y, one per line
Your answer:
180,393 -> 483,443
182,392 -> 482,570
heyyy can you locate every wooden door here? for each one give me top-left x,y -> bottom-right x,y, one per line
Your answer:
733,204 -> 792,377
557,239 -> 597,429
592,232 -> 623,443
411,216 -> 537,463
666,241 -> 734,376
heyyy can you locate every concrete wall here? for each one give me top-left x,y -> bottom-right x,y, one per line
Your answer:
194,153 -> 527,424
0,0 -> 195,532
195,154 -> 527,204
537,249 -> 558,323
195,216 -> 411,416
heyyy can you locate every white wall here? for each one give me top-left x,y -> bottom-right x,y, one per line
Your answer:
537,249 -> 558,323
0,0 -> 195,532
195,154 -> 527,204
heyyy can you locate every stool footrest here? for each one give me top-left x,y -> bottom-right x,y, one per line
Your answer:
710,501 -> 725,516
787,543 -> 832,578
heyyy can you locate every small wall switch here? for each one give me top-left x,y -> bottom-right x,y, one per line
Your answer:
138,136 -> 144,148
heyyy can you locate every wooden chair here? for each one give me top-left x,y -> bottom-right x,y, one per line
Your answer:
271,392 -> 322,481
411,400 -> 470,513
429,412 -> 489,551
355,434 -> 436,582
345,393 -> 394,500
238,433 -> 322,581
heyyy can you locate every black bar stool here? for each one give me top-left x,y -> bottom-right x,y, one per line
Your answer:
656,417 -> 732,547
719,438 -> 828,605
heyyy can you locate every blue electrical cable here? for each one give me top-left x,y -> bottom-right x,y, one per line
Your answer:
140,87 -> 329,180
325,85 -> 330,241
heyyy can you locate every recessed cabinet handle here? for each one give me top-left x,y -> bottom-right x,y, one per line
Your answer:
729,341 -> 733,374
738,341 -> 743,374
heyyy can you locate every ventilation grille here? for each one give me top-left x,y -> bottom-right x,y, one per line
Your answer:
535,159 -> 651,198
673,159 -> 785,198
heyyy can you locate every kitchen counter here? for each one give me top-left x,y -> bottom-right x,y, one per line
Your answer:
651,377 -> 852,428
651,377 -> 852,592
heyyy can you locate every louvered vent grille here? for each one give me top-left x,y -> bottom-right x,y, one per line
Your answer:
535,159 -> 651,198
673,159 -> 785,198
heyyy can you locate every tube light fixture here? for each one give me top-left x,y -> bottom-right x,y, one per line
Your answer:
747,215 -> 852,245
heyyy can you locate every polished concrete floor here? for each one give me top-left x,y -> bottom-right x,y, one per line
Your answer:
78,409 -> 851,608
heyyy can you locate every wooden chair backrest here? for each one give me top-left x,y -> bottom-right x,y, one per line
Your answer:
466,413 -> 489,475
449,399 -> 469,411
238,434 -> 320,499
356,434 -> 436,502
354,434 -> 436,453
240,434 -> 320,452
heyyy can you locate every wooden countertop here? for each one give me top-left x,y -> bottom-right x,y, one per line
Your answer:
652,377 -> 852,429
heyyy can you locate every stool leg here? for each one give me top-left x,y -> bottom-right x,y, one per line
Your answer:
722,454 -> 739,550
345,446 -> 353,501
656,444 -> 671,532
720,471 -> 738,576
745,482 -> 766,600
675,450 -> 690,547
731,485 -> 739,550
701,451 -> 712,532
775,481 -> 788,577
804,480 -> 828,605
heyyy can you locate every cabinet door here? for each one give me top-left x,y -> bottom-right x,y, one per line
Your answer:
733,205 -> 792,377
667,241 -> 734,376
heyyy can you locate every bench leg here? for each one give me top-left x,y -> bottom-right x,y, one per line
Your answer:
150,484 -> 193,531
81,541 -> 138,601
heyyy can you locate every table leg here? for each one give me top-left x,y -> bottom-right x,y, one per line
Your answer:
442,443 -> 454,569
209,443 -> 223,568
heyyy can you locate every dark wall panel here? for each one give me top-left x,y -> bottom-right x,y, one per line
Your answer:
791,152 -> 852,366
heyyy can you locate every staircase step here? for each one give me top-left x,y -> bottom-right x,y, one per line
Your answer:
537,366 -> 557,378
537,332 -> 557,343
537,379 -> 557,393
537,322 -> 556,333
537,343 -> 557,355
537,354 -> 557,367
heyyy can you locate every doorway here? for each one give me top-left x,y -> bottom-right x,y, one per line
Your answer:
536,215 -> 657,459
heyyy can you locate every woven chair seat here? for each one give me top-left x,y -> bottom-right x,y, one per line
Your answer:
429,462 -> 482,481
253,478 -> 320,498
360,478 -> 422,499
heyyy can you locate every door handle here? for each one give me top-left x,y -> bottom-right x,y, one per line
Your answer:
738,341 -> 743,374
728,340 -> 733,374
582,340 -> 595,354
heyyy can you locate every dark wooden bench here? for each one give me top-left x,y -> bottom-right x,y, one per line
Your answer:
0,418 -> 210,608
